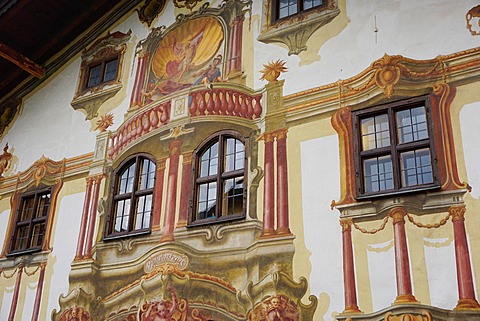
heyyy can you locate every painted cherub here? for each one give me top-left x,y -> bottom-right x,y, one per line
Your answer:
142,285 -> 178,321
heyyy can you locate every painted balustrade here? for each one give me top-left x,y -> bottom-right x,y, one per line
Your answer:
108,101 -> 171,159
189,88 -> 262,119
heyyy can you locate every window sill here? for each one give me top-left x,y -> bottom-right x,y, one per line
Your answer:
258,1 -> 340,55
355,184 -> 442,201
1,249 -> 49,269
103,228 -> 151,241
187,213 -> 246,228
70,82 -> 123,120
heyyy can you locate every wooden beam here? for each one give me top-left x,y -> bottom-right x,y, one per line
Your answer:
0,42 -> 45,78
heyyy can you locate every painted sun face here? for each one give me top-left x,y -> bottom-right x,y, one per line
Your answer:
271,297 -> 280,308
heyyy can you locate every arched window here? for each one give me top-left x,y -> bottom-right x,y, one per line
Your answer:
106,155 -> 156,237
191,132 -> 247,224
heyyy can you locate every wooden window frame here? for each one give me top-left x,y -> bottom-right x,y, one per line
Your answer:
84,56 -> 119,90
273,0 -> 326,22
189,131 -> 248,226
352,96 -> 440,199
105,154 -> 156,239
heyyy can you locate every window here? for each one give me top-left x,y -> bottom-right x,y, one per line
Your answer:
191,132 -> 247,224
86,57 -> 119,88
106,155 -> 156,238
353,96 -> 439,198
275,0 -> 324,20
9,188 -> 51,255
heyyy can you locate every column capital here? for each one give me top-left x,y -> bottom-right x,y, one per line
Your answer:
450,205 -> 466,222
169,139 -> 182,155
389,207 -> 407,224
275,128 -> 288,140
340,218 -> 353,232
182,152 -> 193,164
157,158 -> 167,170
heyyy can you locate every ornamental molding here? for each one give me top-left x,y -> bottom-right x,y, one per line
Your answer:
258,0 -> 340,55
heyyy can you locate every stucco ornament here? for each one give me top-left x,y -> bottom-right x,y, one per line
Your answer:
373,54 -> 401,98
95,113 -> 114,132
0,143 -> 12,177
466,5 -> 480,35
248,294 -> 299,321
260,60 -> 288,82
58,306 -> 91,321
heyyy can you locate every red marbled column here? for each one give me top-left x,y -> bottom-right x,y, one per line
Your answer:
177,153 -> 193,227
390,207 -> 417,304
8,263 -> 24,321
75,177 -> 93,260
276,130 -> 291,235
84,175 -> 104,259
450,206 -> 480,309
161,140 -> 182,242
340,219 -> 361,314
227,16 -> 244,75
30,263 -> 46,321
152,159 -> 166,231
130,51 -> 149,108
262,133 -> 275,236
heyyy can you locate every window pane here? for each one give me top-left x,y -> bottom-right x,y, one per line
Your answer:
135,194 -> 152,230
30,223 -> 45,248
87,65 -> 102,87
225,138 -> 245,172
104,59 -> 118,82
13,226 -> 29,251
114,199 -> 130,233
119,163 -> 136,194
363,156 -> 393,193
19,196 -> 35,222
361,114 -> 390,150
400,148 -> 433,187
304,0 -> 322,10
200,142 -> 219,177
222,177 -> 244,215
279,0 -> 298,18
197,182 -> 217,219
396,106 -> 428,144
35,193 -> 50,219
138,159 -> 155,190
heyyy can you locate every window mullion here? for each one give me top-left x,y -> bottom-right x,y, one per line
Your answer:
388,108 -> 401,190
129,157 -> 141,232
26,194 -> 40,249
216,136 -> 225,218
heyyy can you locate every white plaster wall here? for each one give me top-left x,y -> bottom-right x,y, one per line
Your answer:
367,243 -> 396,311
252,0 -> 479,95
460,101 -> 480,199
0,209 -> 8,254
0,282 -> 14,320
300,136 -> 344,319
423,238 -> 457,309
45,192 -> 84,319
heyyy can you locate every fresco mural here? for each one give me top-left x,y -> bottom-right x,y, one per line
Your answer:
142,16 -> 225,102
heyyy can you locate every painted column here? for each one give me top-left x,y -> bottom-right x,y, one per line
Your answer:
390,207 -> 417,304
450,205 -> 480,309
75,177 -> 93,260
276,129 -> 290,235
340,218 -> 361,313
227,16 -> 244,75
152,158 -> 167,231
129,51 -> 149,109
31,263 -> 46,321
84,174 -> 104,259
8,263 -> 24,321
161,140 -> 182,242
262,133 -> 275,236
178,153 -> 193,227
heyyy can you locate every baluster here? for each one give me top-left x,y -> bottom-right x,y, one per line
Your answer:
227,90 -> 235,115
136,118 -> 142,138
206,92 -> 214,115
108,135 -> 115,158
151,108 -> 159,128
220,90 -> 228,115
198,91 -> 207,115
214,91 -> 221,115
189,92 -> 198,116
233,92 -> 241,116
246,96 -> 254,119
253,95 -> 262,119
160,104 -> 169,124
240,94 -> 248,117
142,113 -> 150,133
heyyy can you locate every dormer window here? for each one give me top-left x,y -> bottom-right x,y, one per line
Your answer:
86,58 -> 119,88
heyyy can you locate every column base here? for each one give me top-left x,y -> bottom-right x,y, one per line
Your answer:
393,294 -> 419,305
454,298 -> 480,310
341,305 -> 362,314
276,227 -> 292,235
260,228 -> 276,238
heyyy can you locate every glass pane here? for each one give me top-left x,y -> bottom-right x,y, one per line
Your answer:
363,156 -> 393,193
304,0 -> 322,10
199,142 -> 219,177
36,193 -> 50,218
225,138 -> 245,172
30,223 -> 45,248
135,194 -> 152,230
138,159 -> 155,190
87,64 -> 102,87
19,196 -> 35,222
196,182 -> 217,219
104,59 -> 118,82
222,177 -> 244,215
400,148 -> 433,187
13,226 -> 29,251
279,0 -> 298,18
114,199 -> 130,233
119,162 -> 136,194
361,114 -> 390,150
396,106 -> 428,144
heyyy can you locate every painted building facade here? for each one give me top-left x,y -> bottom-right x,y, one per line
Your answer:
1,1 -> 480,320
